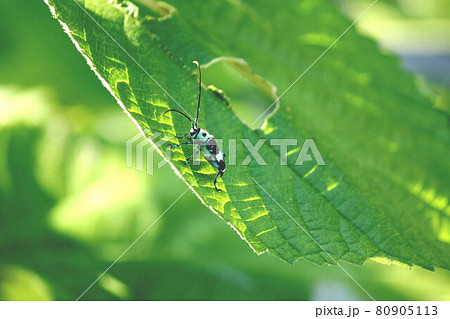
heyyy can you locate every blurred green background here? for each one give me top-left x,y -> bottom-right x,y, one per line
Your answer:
0,0 -> 449,300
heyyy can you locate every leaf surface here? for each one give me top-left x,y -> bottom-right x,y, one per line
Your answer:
44,0 -> 450,269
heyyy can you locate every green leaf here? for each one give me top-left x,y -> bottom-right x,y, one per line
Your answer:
44,0 -> 450,269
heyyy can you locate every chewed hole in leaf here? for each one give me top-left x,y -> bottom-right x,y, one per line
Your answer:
137,0 -> 176,20
202,58 -> 277,129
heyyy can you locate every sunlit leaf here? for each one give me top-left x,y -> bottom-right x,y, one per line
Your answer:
44,0 -> 450,270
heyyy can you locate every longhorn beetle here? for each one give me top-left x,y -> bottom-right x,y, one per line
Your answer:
164,61 -> 226,192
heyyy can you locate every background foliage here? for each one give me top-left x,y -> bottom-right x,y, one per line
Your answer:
0,0 -> 449,300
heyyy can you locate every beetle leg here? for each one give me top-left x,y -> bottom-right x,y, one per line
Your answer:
168,141 -> 193,148
213,170 -> 224,192
182,145 -> 200,165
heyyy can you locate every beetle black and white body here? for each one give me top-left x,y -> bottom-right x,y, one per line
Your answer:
164,61 -> 226,192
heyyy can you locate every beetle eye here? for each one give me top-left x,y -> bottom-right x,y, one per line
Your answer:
202,132 -> 207,137
190,131 -> 195,136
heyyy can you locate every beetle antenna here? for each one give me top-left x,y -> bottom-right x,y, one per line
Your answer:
193,60 -> 201,128
163,109 -> 193,125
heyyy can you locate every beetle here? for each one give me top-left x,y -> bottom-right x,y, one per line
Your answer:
164,61 -> 226,192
